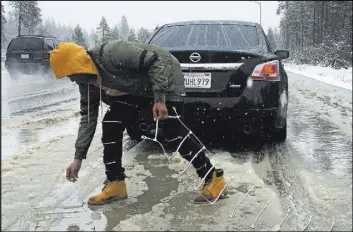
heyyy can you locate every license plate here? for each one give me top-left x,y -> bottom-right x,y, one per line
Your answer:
183,72 -> 211,88
21,54 -> 29,59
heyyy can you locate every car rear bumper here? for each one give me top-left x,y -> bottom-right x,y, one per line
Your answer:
184,103 -> 280,135
182,80 -> 288,134
5,60 -> 50,74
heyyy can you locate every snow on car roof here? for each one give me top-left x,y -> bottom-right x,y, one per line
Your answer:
163,20 -> 257,27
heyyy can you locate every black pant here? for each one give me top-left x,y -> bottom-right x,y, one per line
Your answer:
101,95 -> 214,181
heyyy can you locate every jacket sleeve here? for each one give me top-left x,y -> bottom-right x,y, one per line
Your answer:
109,41 -> 168,103
74,83 -> 100,159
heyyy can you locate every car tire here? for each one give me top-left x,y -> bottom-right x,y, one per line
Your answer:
271,122 -> 287,143
126,126 -> 143,142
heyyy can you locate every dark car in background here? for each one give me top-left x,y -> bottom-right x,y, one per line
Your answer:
5,35 -> 61,79
141,20 -> 289,143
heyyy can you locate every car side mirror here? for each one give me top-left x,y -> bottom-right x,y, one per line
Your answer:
274,50 -> 289,60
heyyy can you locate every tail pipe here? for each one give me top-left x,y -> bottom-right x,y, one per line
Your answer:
139,123 -> 150,132
243,125 -> 253,135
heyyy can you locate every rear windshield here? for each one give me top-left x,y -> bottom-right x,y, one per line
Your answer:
149,24 -> 265,52
7,38 -> 44,51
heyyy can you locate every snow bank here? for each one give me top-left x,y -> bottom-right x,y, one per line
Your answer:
284,63 -> 352,91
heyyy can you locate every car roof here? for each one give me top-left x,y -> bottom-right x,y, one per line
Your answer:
162,20 -> 258,27
15,35 -> 57,39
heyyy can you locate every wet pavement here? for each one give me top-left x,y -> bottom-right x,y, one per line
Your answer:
1,70 -> 352,231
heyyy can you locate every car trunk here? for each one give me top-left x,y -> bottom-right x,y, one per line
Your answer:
148,23 -> 268,98
170,50 -> 261,97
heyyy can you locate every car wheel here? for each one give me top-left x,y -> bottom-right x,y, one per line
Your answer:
271,122 -> 287,143
126,125 -> 143,142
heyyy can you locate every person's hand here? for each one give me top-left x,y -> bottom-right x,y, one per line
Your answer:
152,103 -> 168,120
66,159 -> 82,182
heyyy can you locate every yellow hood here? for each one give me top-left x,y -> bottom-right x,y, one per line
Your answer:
50,42 -> 97,79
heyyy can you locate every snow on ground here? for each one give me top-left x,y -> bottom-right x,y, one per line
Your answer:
284,62 -> 352,91
113,150 -> 284,231
286,71 -> 352,138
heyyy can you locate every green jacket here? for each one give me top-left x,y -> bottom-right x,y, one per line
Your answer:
73,40 -> 185,159
87,39 -> 185,103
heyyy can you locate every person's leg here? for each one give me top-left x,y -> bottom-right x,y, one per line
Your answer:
102,95 -> 151,181
163,102 -> 227,203
88,99 -> 138,206
101,103 -> 127,181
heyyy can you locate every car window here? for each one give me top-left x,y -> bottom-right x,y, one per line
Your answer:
149,24 -> 266,52
46,39 -> 55,50
7,37 -> 44,51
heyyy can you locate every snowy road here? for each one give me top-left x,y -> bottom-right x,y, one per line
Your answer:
1,70 -> 352,231
1,73 -> 80,158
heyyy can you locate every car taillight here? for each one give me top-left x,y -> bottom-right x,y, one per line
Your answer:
43,49 -> 49,59
250,60 -> 280,81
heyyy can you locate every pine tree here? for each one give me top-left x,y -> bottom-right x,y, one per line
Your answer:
127,28 -> 137,42
118,15 -> 129,40
273,28 -> 282,49
277,0 -> 352,67
110,25 -> 120,40
72,24 -> 88,49
87,29 -> 97,48
2,10 -> 90,49
60,25 -> 74,42
93,33 -> 99,45
1,3 -> 7,49
9,1 -> 42,35
38,17 -> 57,36
47,17 -> 57,36
137,27 -> 151,43
4,11 -> 18,46
55,23 -> 63,38
267,27 -> 277,51
82,29 -> 89,45
55,24 -> 74,41
97,16 -> 111,43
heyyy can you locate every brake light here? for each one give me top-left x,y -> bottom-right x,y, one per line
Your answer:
43,49 -> 49,60
250,60 -> 280,81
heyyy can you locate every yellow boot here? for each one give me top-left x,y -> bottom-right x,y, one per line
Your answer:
88,180 -> 128,206
194,169 -> 228,204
